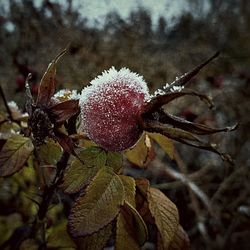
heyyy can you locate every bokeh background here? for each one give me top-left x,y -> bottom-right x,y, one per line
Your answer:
0,0 -> 250,249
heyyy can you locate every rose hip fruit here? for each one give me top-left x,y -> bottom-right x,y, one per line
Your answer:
80,67 -> 149,151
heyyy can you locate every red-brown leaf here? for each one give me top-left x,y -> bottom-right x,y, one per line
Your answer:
49,99 -> 79,124
36,49 -> 66,106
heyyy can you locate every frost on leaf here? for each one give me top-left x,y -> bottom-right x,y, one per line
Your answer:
148,187 -> 179,249
79,67 -> 149,151
0,135 -> 34,177
68,167 -> 125,237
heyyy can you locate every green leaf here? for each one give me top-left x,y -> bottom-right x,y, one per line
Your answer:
117,177 -> 148,248
119,175 -> 136,206
74,223 -> 113,250
106,151 -> 123,173
62,147 -> 107,194
148,187 -> 179,249
0,135 -> 34,177
68,167 -> 125,237
148,132 -> 174,159
120,201 -> 148,246
116,213 -> 141,250
0,213 -> 23,245
38,139 -> 62,165
125,133 -> 154,168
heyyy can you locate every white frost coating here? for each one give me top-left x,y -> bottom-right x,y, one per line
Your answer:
80,67 -> 150,106
7,101 -> 18,110
170,85 -> 185,92
53,89 -> 80,100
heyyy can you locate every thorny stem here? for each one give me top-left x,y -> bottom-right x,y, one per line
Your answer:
36,150 -> 70,220
29,113 -> 78,247
0,85 -> 14,121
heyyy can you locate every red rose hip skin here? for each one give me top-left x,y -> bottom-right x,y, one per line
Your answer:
80,67 -> 150,151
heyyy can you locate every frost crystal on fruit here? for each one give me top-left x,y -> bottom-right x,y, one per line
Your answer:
80,67 -> 150,151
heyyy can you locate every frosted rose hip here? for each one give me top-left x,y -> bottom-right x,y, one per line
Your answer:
80,67 -> 149,151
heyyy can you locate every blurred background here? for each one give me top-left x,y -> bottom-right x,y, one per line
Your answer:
0,0 -> 250,249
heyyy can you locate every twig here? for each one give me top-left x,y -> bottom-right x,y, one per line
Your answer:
0,85 -> 14,121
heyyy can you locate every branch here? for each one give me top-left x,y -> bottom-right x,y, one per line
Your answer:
0,85 -> 14,121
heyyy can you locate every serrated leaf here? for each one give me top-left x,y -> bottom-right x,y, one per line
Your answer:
0,135 -> 34,177
125,133 -> 154,168
62,147 -> 107,194
148,187 -> 179,249
168,225 -> 190,250
106,151 -> 123,173
74,223 -> 112,250
117,177 -> 148,248
37,49 -> 66,106
120,201 -> 148,246
135,179 -> 154,224
119,175 -> 136,206
148,132 -> 174,159
68,167 -> 125,237
116,213 -> 141,250
47,220 -> 76,249
38,139 -> 62,165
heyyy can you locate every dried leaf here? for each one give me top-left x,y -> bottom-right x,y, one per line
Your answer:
0,135 -> 34,177
168,225 -> 190,250
148,187 -> 179,249
62,147 -> 107,194
74,223 -> 113,250
49,99 -> 79,124
125,133 -> 154,168
135,179 -> 154,224
68,167 -> 125,237
55,130 -> 76,155
36,49 -> 67,106
148,132 -> 174,159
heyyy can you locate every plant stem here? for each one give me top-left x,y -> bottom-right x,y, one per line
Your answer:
0,85 -> 14,121
37,150 -> 70,220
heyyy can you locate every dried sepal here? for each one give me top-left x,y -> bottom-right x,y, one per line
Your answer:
49,99 -> 79,124
142,119 -> 234,164
164,51 -> 220,92
36,49 -> 67,106
144,90 -> 214,114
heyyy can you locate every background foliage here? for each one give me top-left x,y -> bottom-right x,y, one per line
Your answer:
0,0 -> 250,249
